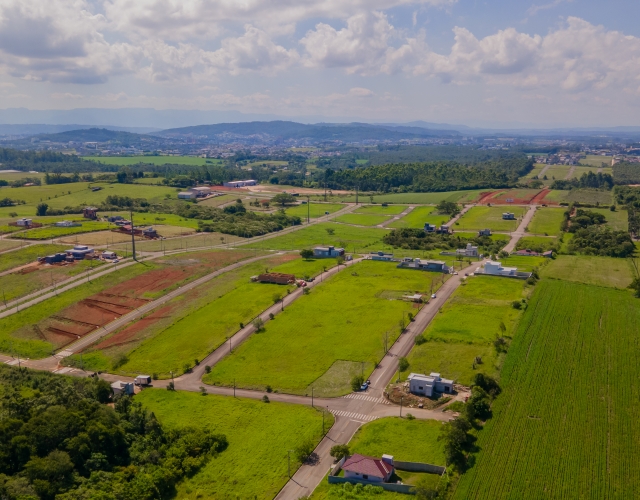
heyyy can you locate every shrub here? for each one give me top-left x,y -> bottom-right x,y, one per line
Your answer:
351,375 -> 365,391
252,317 -> 265,332
204,365 -> 211,374
182,363 -> 192,374
329,444 -> 350,460
199,386 -> 207,396
262,395 -> 270,403
294,438 -> 316,462
398,357 -> 410,372
167,381 -> 175,391
303,288 -> 310,295
414,334 -> 426,345
406,413 -> 416,420
512,300 -> 522,309
269,313 -> 275,320
266,385 -> 273,393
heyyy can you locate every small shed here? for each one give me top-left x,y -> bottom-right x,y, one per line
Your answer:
66,245 -> 95,259
313,246 -> 345,258
15,218 -> 33,227
478,228 -> 492,236
111,381 -> 134,396
102,250 -> 117,259
257,273 -> 296,285
135,375 -> 152,386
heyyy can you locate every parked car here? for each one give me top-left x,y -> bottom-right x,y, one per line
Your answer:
360,382 -> 369,391
431,293 -> 437,299
453,271 -> 458,275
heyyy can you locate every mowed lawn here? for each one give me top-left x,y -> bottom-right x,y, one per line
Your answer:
353,204 -> 407,215
404,276 -> 529,385
136,390 -> 330,500
333,214 -> 391,226
591,207 -> 628,231
244,223 -> 390,253
388,206 -> 450,229
284,203 -> 344,219
456,206 -> 526,231
11,221 -> 114,240
0,243 -> 69,272
205,261 -> 446,396
454,280 -> 640,499
527,207 -> 565,236
541,255 -> 635,289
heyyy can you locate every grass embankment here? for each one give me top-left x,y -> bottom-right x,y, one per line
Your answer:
456,206 -> 526,232
541,255 -> 635,289
76,256 -> 330,377
403,276 -> 531,385
205,261 -> 449,396
0,243 -> 69,272
453,280 -> 640,499
388,206 -> 450,229
527,207 -> 565,236
333,214 -> 391,226
136,390 -> 331,500
353,205 -> 407,215
11,221 -> 115,240
243,223 -> 390,253
284,203 -> 345,219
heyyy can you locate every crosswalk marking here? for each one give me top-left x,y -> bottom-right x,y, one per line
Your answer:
330,410 -> 378,422
343,393 -> 391,405
53,367 -> 77,374
4,359 -> 20,366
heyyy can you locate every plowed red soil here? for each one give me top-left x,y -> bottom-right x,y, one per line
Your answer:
530,189 -> 554,205
477,191 -> 499,204
94,305 -> 174,349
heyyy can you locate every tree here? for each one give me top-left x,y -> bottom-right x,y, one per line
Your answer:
272,193 -> 296,206
294,438 -> 316,462
36,203 -> 48,216
252,317 -> 265,332
436,200 -> 461,216
272,293 -> 282,304
300,249 -> 314,260
325,227 -> 335,236
473,373 -> 501,397
629,277 -> 640,298
329,445 -> 350,460
351,375 -> 364,391
398,357 -> 410,372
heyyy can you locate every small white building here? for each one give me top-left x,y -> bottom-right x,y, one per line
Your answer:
54,220 -> 81,227
189,186 -> 211,197
102,250 -> 117,259
480,260 -> 518,276
478,228 -> 492,236
178,191 -> 197,199
111,381 -> 134,396
223,180 -> 257,188
16,218 -> 32,226
456,243 -> 479,257
408,372 -> 454,397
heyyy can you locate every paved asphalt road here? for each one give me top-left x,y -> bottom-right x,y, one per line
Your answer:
503,205 -> 536,253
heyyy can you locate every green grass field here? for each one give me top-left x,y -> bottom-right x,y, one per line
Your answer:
526,164 -> 546,179
204,261 -> 449,396
543,189 -> 613,205
456,206 -> 526,232
580,155 -> 612,167
284,203 -> 345,219
403,276 -> 530,385
543,165 -> 571,180
135,390 -> 330,500
0,243 -> 69,272
243,223 -> 390,253
541,255 -> 635,289
336,190 -> 484,204
197,194 -> 237,207
352,204 -> 407,215
0,171 -> 48,181
515,236 -> 559,253
591,208 -> 628,231
453,280 -> 640,499
11,221 -> 114,240
497,255 -> 548,272
84,156 -> 223,166
387,206 -> 450,229
0,239 -> 21,252
333,214 -> 391,226
527,208 -> 565,236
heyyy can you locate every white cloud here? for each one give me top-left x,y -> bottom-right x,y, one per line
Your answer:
51,92 -> 84,99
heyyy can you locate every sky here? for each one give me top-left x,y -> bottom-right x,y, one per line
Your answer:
0,0 -> 640,127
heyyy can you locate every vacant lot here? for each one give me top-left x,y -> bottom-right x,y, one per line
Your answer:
337,190 -> 484,204
454,280 -> 640,499
198,194 -> 237,207
11,221 -> 114,240
497,255 -> 548,272
543,165 -> 571,180
353,204 -> 407,215
334,214 -> 391,226
84,156 -> 223,166
0,243 -> 69,273
580,155 -> 612,167
244,223 -> 390,253
137,390 -> 329,500
388,206 -> 450,229
515,236 -> 559,254
0,240 -> 21,252
527,207 -> 565,236
541,255 -> 635,288
456,206 -> 526,232
205,261 -> 448,396
284,203 -> 344,219
543,189 -> 613,205
404,276 -> 529,385
591,207 -> 628,231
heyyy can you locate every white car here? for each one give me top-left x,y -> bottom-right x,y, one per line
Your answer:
453,271 -> 458,275
431,293 -> 437,299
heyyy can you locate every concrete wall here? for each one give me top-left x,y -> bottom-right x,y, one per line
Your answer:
395,461 -> 446,475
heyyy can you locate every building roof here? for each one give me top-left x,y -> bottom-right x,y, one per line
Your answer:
342,454 -> 393,479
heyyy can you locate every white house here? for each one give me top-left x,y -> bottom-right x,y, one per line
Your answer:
111,381 -> 134,396
480,260 -> 518,276
54,220 -> 81,227
342,454 -> 395,483
408,372 -> 454,397
15,218 -> 32,226
189,186 -> 211,197
178,191 -> 197,199
456,243 -> 478,257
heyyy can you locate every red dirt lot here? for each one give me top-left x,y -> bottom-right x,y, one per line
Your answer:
94,305 -> 174,349
484,189 -> 544,205
477,191 -> 498,204
530,189 -> 554,205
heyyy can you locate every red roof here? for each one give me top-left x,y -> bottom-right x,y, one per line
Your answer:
342,454 -> 393,479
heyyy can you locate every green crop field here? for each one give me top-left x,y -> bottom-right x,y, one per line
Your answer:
525,164 -> 546,179
515,236 -> 559,253
78,256 -> 332,377
543,189 -> 613,205
591,208 -> 628,231
333,214 -> 391,226
284,203 -> 345,219
388,206 -> 450,229
0,243 -> 69,273
404,276 -> 530,385
456,206 -> 526,232
541,255 -> 635,289
84,156 -> 223,166
11,221 -> 114,240
243,223 -> 390,253
527,207 -> 565,235
135,390 -> 330,500
453,280 -> 640,499
353,204 -> 407,215
336,190 -> 485,204
205,261 -> 450,396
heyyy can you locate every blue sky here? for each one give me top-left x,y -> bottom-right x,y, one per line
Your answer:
0,0 -> 639,127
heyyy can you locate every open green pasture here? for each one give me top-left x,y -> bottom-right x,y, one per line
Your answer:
515,236 -> 559,254
352,204 -> 407,215
11,221 -> 114,240
580,154 -> 612,167
84,156 -> 223,166
0,243 -> 69,273
0,239 -> 21,252
404,276 -> 529,385
525,164 -> 546,179
0,171 -> 48,181
134,390 -> 330,500
205,261 -> 448,396
243,223 -> 390,253
388,206 -> 450,229
456,206 -> 526,232
127,212 -> 202,229
284,203 -> 345,219
527,207 -> 565,236
454,280 -> 640,499
543,165 -> 571,180
336,190 -> 484,204
541,255 -> 635,288
453,232 -> 509,242
333,214 -> 391,226
543,189 -> 613,205
497,255 -> 548,272
198,193 -> 237,207
591,207 -> 628,231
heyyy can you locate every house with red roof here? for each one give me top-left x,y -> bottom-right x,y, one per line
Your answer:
341,454 -> 395,483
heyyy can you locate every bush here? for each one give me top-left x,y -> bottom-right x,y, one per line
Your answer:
199,386 -> 207,396
351,375 -> 365,391
269,313 -> 275,320
329,444 -> 350,460
262,395 -> 270,403
294,438 -> 316,462
406,413 -> 415,420
204,365 -> 211,374
252,317 -> 265,332
398,357 -> 410,372
414,334 -> 427,345
512,300 -> 522,309
266,385 -> 273,393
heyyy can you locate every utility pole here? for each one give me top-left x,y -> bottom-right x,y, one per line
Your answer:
307,196 -> 310,224
130,210 -> 137,261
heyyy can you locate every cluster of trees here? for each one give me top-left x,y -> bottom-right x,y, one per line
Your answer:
551,171 -> 614,190
0,149 -> 87,172
0,366 -> 226,500
435,200 -> 461,216
103,195 -> 149,209
0,197 -> 25,207
568,227 -> 635,257
0,177 -> 42,188
319,158 -> 534,193
614,186 -> 640,235
613,161 -> 640,184
568,209 -> 607,232
382,228 -> 504,256
44,173 -> 81,185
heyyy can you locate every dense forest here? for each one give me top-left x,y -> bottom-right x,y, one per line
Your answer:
0,366 -> 225,500
612,162 -> 640,184
551,171 -> 614,190
614,186 -> 640,235
0,149 -> 88,172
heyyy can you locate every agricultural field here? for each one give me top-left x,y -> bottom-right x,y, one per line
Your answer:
497,255 -> 548,272
525,164 -> 546,179
284,203 -> 345,219
336,190 -> 485,205
453,280 -> 640,499
205,261 -> 450,396
333,214 -> 391,226
72,255 -> 332,377
488,189 -> 544,204
543,189 -> 613,205
541,255 -> 635,289
352,204 -> 407,215
0,171 -> 48,182
527,207 -> 565,236
10,221 -> 114,240
84,156 -> 223,166
403,276 -> 530,385
456,206 -> 526,232
388,206 -> 450,229
136,390 -> 330,500
571,166 -> 601,178
243,223 -> 390,253
113,232 -> 244,252
590,208 -> 628,231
